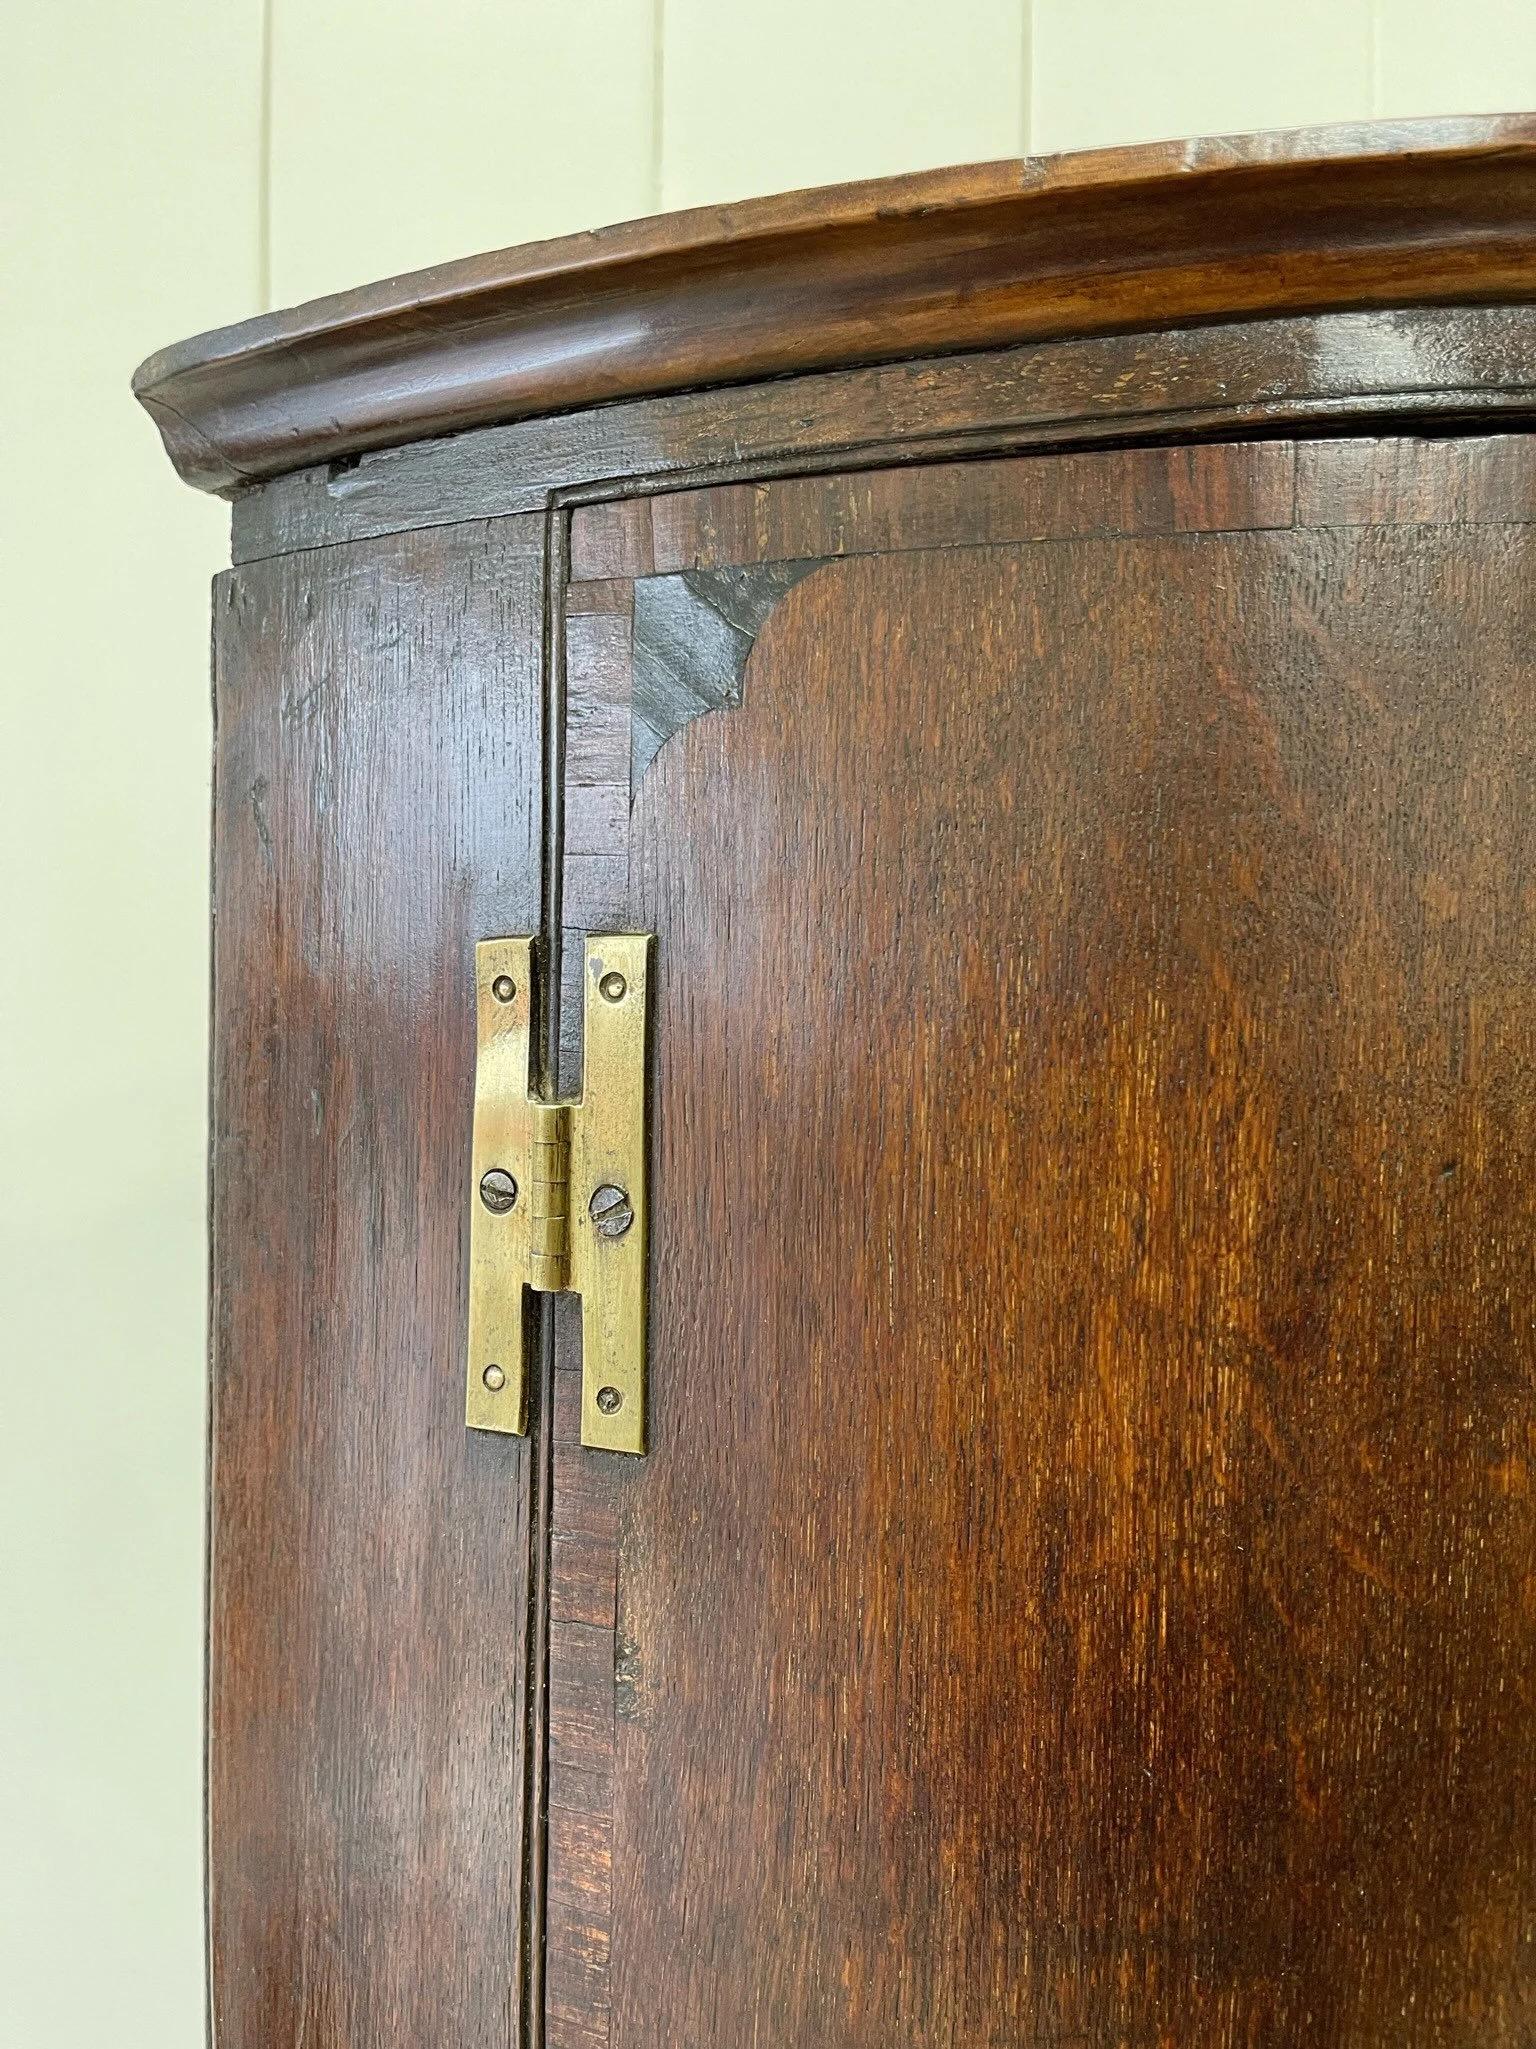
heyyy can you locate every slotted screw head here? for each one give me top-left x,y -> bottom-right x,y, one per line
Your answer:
479,1168 -> 518,1213
588,1184 -> 634,1238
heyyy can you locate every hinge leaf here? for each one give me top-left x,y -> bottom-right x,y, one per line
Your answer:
465,932 -> 651,1453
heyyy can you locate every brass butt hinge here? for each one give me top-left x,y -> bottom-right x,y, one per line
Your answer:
465,933 -> 652,1454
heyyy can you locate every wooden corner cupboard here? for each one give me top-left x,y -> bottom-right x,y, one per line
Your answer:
139,118 -> 1536,2048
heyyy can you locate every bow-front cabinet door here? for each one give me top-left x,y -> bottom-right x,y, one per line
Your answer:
544,436 -> 1536,2049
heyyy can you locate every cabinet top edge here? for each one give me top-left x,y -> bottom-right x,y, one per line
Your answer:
135,117 -> 1536,497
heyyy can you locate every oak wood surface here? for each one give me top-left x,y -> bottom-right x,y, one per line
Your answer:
209,516 -> 545,2049
571,438 -> 1301,581
559,434 -> 1536,935
548,438 -> 1536,2046
135,118 -> 1536,495
579,433 -> 1536,574
231,306 -> 1536,564
169,119 -> 1536,2031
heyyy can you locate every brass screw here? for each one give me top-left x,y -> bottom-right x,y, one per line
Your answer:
491,974 -> 517,1003
589,1184 -> 634,1238
596,1385 -> 622,1414
482,1364 -> 506,1392
598,970 -> 627,1003
479,1168 -> 518,1213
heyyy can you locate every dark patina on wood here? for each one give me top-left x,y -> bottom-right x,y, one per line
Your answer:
231,307 -> 1536,564
135,117 -> 1536,495
209,518 -> 545,2049
139,119 -> 1536,2049
554,438 -> 1536,2047
631,565 -> 819,786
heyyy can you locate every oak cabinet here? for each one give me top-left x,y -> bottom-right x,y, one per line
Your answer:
139,119 -> 1536,2047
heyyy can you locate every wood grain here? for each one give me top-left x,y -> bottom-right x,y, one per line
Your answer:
1295,434 -> 1536,526
546,1296 -> 620,2049
573,438 -> 1300,579
559,435 -> 1536,936
133,117 -> 1536,493
209,515 -> 544,2049
165,120 -> 1536,2031
549,439 -> 1536,2045
564,599 -> 636,936
573,434 -> 1536,582
232,306 -> 1536,564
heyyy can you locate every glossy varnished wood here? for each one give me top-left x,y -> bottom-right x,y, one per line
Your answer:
558,434 -> 1536,931
136,121 -> 1536,2049
231,306 -> 1536,563
209,516 -> 545,2049
134,118 -> 1536,493
576,432 -> 1536,574
548,439 -> 1536,2046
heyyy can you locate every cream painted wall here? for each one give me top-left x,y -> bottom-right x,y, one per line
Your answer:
265,0 -> 1536,308
3,9 -> 262,2048
5,5 -> 1534,2046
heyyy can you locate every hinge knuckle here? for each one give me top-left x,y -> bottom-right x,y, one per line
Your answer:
528,1102 -> 572,1293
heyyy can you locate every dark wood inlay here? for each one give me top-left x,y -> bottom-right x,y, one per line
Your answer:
631,564 -> 821,787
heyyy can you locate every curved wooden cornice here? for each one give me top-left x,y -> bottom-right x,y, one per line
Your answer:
134,116 -> 1536,495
